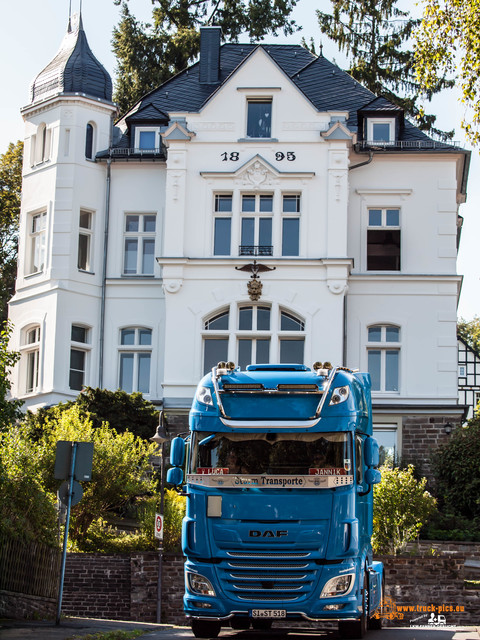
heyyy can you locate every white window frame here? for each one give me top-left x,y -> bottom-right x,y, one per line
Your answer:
70,325 -> 91,391
32,123 -> 52,165
20,325 -> 41,395
27,210 -> 47,275
123,213 -> 157,276
134,127 -> 161,152
239,194 -> 273,256
118,327 -> 152,394
202,304 -> 305,374
367,117 -> 396,145
366,207 -> 401,272
78,209 -> 94,272
373,420 -> 402,465
213,194 -> 233,256
246,98 -> 273,139
281,194 -> 301,257
367,324 -> 401,394
85,122 -> 96,160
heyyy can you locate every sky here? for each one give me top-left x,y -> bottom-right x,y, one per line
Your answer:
0,0 -> 478,320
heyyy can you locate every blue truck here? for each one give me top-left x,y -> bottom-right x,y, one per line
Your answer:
167,362 -> 384,639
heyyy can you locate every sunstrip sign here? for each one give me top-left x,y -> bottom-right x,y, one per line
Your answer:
309,467 -> 347,475
187,474 -> 353,489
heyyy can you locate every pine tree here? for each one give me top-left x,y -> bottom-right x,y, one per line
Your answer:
112,0 -> 299,115
316,0 -> 454,139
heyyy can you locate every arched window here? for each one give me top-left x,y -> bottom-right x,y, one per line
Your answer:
85,123 -> 95,159
118,327 -> 152,394
202,304 -> 305,374
279,309 -> 305,364
367,324 -> 401,392
33,123 -> 51,165
21,325 -> 41,393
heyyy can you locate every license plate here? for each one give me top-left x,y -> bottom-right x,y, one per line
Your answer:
251,609 -> 286,618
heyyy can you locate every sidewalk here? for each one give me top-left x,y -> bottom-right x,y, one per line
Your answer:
0,617 -> 192,639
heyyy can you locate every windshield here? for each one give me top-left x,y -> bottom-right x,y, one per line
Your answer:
189,432 -> 352,476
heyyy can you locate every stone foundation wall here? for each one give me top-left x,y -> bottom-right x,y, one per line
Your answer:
0,591 -> 56,620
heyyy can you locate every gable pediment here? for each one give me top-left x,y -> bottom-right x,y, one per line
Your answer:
200,154 -> 314,188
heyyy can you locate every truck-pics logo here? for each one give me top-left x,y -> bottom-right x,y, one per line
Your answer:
249,530 -> 288,538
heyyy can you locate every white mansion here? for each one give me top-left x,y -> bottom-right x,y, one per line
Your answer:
9,16 -> 471,468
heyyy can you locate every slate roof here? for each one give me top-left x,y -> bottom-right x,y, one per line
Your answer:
30,14 -> 112,104
118,42 -> 442,145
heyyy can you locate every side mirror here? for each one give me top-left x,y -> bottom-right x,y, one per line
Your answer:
170,437 -> 185,467
167,466 -> 184,486
364,436 -> 379,468
365,468 -> 381,485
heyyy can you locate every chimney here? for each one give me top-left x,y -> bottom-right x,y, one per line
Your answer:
199,26 -> 221,84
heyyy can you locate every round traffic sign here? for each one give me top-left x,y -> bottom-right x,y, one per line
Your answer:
155,513 -> 164,539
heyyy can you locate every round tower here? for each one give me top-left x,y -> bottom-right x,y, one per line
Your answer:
9,12 -> 117,409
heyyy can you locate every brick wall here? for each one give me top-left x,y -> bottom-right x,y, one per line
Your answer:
62,552 -> 187,625
58,544 -> 480,627
401,414 -> 463,483
380,553 -> 480,626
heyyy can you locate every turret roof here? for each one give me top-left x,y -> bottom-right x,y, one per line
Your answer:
30,13 -> 112,104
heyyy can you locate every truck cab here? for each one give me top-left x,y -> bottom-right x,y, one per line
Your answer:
168,363 -> 384,639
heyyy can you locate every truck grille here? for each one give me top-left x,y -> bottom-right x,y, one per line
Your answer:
219,551 -> 318,603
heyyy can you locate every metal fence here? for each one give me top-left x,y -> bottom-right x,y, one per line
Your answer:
0,536 -> 60,599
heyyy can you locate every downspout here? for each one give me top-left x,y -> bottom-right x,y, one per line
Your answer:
343,294 -> 347,366
99,156 -> 112,388
349,149 -> 374,171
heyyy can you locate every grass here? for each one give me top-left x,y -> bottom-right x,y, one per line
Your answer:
67,630 -> 148,640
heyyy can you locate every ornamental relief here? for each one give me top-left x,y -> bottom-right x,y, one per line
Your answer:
234,160 -> 279,189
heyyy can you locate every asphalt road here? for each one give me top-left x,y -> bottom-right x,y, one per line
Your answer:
1,619 -> 479,640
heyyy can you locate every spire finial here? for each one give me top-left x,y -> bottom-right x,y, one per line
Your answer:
68,0 -> 72,32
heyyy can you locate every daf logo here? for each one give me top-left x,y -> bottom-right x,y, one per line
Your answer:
248,530 -> 288,538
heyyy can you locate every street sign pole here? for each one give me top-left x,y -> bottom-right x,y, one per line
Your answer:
56,441 -> 78,626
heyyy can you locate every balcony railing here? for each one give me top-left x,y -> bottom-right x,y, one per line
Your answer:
239,245 -> 273,257
107,147 -> 165,158
355,140 -> 462,151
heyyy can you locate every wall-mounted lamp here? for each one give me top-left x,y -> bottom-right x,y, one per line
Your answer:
444,423 -> 453,435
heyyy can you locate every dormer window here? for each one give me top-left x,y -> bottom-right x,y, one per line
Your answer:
134,127 -> 161,151
367,118 -> 396,145
247,100 -> 272,138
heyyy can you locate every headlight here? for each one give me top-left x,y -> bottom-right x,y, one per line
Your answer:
320,573 -> 354,598
196,386 -> 214,406
187,572 -> 216,596
329,386 -> 350,405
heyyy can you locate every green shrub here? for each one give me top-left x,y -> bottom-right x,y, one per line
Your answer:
136,489 -> 186,552
421,511 -> 480,542
431,418 -> 480,520
35,405 -> 159,546
0,423 -> 57,546
372,464 -> 436,555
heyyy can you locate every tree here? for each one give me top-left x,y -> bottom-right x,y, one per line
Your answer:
112,0 -> 299,114
458,315 -> 480,355
415,0 -> 480,145
431,417 -> 480,520
36,405 -> 159,544
372,465 -> 436,554
26,386 -> 160,441
316,0 -> 454,139
0,321 -> 23,432
0,141 -> 23,322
